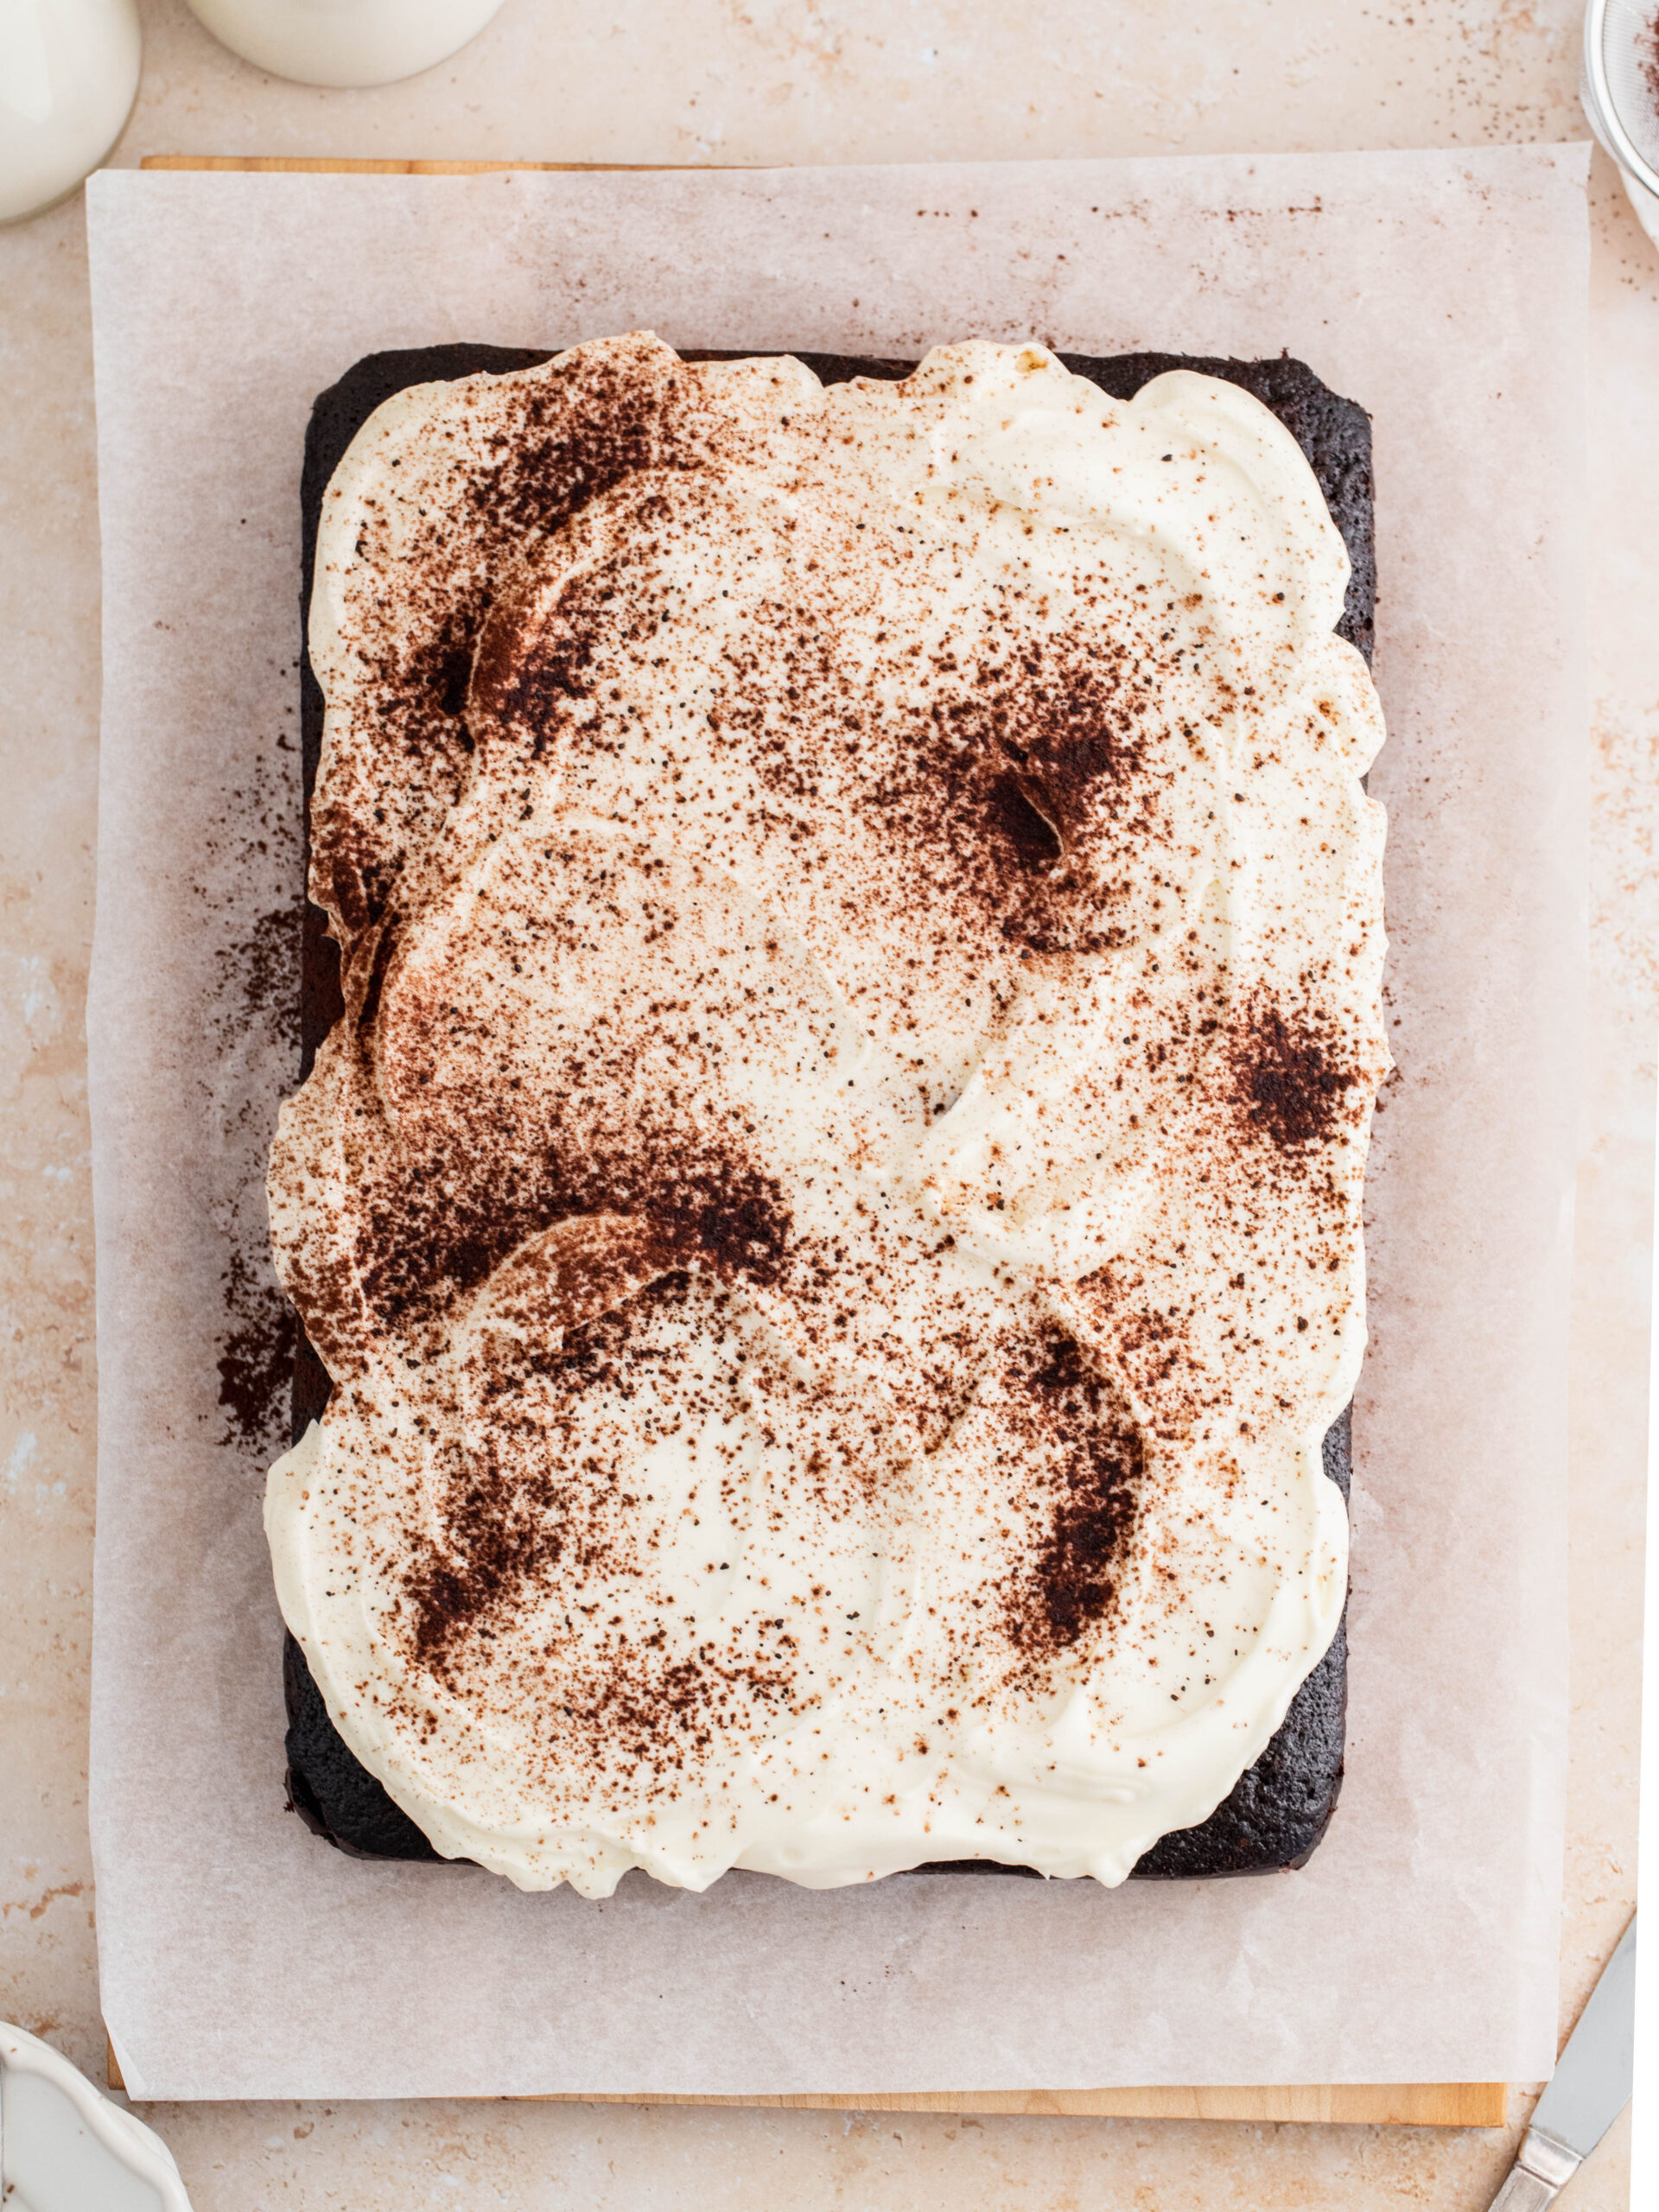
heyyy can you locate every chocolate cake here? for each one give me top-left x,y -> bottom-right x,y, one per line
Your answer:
279,342 -> 1377,1884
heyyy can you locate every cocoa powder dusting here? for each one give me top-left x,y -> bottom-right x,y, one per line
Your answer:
1226,995 -> 1360,1150
1002,1329 -> 1144,1658
217,1249 -> 296,1449
214,900 -> 303,1447
403,1275 -> 804,1764
224,905 -> 303,1044
308,342 -> 703,938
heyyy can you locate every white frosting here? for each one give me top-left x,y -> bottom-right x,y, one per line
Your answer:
266,336 -> 1388,1894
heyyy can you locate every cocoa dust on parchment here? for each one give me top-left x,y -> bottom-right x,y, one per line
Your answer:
213,900 -> 303,1449
220,902 -> 302,1042
218,1248 -> 296,1449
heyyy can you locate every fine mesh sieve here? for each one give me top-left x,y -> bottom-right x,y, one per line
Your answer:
1581,0 -> 1659,242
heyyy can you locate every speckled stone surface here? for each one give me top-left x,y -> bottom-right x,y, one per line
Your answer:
0,0 -> 1648,2203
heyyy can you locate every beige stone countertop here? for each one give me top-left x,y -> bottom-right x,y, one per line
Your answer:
2,1 -> 1651,2204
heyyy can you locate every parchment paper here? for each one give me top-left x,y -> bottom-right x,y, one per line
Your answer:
85,146 -> 1589,2101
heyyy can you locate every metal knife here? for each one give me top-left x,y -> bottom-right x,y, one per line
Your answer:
1488,1912 -> 1637,2209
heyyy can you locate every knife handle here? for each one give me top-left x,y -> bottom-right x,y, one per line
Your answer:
1486,2128 -> 1583,2210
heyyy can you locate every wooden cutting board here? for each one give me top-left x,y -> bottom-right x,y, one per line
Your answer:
105,2037 -> 1503,2125
126,153 -> 1510,2131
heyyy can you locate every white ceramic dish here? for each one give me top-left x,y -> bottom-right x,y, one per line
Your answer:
0,0 -> 141,226
0,2023 -> 192,2212
182,0 -> 506,86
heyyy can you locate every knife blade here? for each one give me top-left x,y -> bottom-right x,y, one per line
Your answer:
1487,1911 -> 1637,2210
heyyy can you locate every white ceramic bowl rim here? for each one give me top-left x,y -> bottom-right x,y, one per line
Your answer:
0,2020 -> 194,2210
1583,0 -> 1659,199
